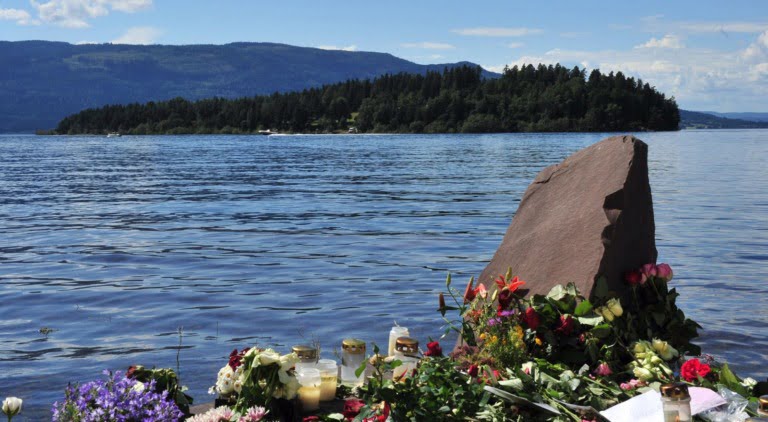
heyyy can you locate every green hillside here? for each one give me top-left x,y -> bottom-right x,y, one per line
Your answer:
0,41 -> 496,133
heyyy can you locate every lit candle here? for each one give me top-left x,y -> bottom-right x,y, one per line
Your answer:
317,359 -> 338,401
296,368 -> 321,412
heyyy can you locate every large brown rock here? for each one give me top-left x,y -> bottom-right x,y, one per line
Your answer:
478,135 -> 656,298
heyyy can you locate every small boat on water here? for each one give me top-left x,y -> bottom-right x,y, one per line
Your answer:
106,132 -> 121,138
257,129 -> 277,136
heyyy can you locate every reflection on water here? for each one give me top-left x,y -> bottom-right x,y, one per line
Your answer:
1,131 -> 767,418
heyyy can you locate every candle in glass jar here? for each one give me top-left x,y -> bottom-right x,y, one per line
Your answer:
660,382 -> 691,422
317,359 -> 338,401
392,337 -> 419,381
340,338 -> 366,387
296,368 -> 321,412
388,326 -> 409,356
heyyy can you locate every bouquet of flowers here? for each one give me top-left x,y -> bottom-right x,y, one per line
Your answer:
210,347 -> 300,415
51,369 -> 184,421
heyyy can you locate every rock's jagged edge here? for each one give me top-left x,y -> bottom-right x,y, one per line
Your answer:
477,135 -> 657,300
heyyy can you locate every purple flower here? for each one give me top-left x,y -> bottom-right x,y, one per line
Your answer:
52,370 -> 183,422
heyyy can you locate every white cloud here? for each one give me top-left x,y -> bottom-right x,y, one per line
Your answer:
30,0 -> 152,28
560,32 -> 588,38
317,44 -> 358,51
486,30 -> 768,111
679,21 -> 768,34
452,27 -> 542,37
401,42 -> 455,50
0,7 -> 38,25
112,26 -> 161,44
635,34 -> 684,49
742,30 -> 768,62
507,42 -> 524,49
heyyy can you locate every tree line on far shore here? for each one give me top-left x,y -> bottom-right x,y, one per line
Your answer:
54,64 -> 680,135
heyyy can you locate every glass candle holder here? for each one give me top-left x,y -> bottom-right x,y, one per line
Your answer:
296,367 -> 321,412
759,395 -> 768,416
660,382 -> 691,422
316,359 -> 338,401
292,344 -> 318,364
340,338 -> 366,387
388,326 -> 409,356
392,337 -> 419,381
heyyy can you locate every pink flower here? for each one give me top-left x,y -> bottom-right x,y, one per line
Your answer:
656,263 -> 674,282
641,263 -> 657,279
594,362 -> 613,377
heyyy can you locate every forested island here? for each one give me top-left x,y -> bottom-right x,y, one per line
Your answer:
54,64 -> 680,134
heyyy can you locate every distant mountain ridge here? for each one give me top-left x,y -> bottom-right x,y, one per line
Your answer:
0,40 -> 498,133
699,111 -> 768,122
679,109 -> 768,129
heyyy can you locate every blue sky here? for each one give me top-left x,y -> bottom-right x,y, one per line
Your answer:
1,0 -> 767,111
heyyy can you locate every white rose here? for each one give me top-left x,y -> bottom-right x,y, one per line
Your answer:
279,353 -> 300,372
2,397 -> 22,417
597,306 -> 615,322
259,349 -> 280,365
652,339 -> 679,361
606,298 -> 623,317
633,367 -> 654,382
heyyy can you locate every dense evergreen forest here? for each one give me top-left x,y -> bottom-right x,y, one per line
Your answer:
55,64 -> 680,134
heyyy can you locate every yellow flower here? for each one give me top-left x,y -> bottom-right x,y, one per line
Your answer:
596,306 -> 614,322
535,337 -> 543,346
606,298 -> 623,317
479,333 -> 487,340
511,325 -> 524,341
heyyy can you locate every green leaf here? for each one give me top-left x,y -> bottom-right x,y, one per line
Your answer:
590,323 -> 612,338
593,276 -> 609,299
574,300 -> 593,316
719,363 -> 749,396
354,360 -> 367,378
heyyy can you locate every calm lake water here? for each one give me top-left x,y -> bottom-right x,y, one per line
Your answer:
1,131 -> 767,418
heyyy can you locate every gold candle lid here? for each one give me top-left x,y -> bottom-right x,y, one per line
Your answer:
660,382 -> 690,399
342,338 -> 366,354
291,345 -> 317,360
395,337 -> 419,355
759,395 -> 768,412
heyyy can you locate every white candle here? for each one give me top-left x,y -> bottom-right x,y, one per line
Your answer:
319,375 -> 337,401
298,386 -> 320,411
296,367 -> 321,411
317,359 -> 338,401
388,326 -> 409,356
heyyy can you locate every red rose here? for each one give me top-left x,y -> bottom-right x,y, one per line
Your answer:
468,364 -> 479,377
625,270 -> 643,286
343,399 -> 366,419
555,315 -> 575,336
680,358 -> 711,382
522,307 -> 540,330
424,341 -> 443,357
303,417 -> 320,422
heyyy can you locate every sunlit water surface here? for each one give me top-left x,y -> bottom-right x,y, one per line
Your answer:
1,131 -> 767,419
